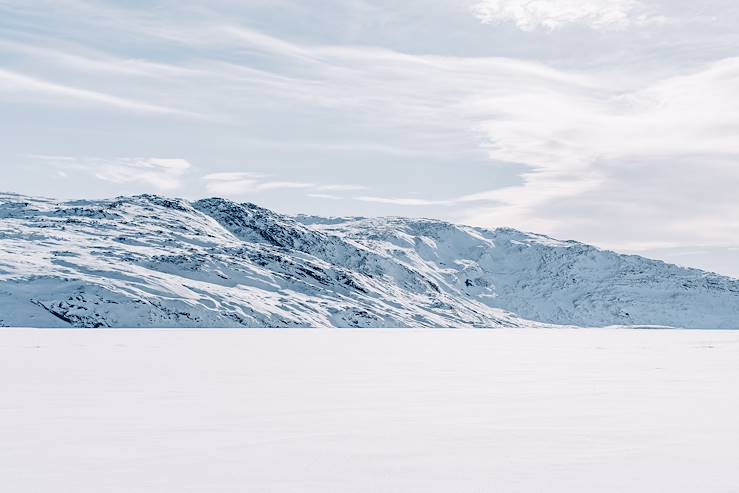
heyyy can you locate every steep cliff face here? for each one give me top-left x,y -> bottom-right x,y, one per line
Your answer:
1,193 -> 737,328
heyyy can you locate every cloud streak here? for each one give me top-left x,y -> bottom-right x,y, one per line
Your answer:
357,196 -> 454,207
95,158 -> 192,191
32,156 -> 193,191
203,172 -> 366,198
0,69 -> 200,117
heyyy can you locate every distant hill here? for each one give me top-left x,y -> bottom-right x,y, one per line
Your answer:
1,193 -> 737,328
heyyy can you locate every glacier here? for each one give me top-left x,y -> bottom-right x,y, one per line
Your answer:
1,192 -> 738,329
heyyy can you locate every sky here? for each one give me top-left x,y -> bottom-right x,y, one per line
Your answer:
2,0 -> 739,277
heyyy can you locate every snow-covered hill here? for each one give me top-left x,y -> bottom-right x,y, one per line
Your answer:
1,192 -> 738,328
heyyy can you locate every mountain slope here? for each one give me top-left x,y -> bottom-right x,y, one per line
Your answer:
1,193 -> 737,328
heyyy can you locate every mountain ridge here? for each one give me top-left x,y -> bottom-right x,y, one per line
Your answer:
1,192 -> 737,328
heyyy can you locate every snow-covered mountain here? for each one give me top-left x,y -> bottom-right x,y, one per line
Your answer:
1,192 -> 738,328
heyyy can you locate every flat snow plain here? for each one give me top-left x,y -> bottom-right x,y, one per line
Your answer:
3,329 -> 739,493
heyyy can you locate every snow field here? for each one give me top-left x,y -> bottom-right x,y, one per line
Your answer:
2,328 -> 739,492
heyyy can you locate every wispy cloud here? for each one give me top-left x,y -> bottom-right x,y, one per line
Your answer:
203,172 -> 265,196
27,154 -> 77,162
472,0 -> 663,31
0,69 -> 201,117
203,173 -> 315,196
204,172 -> 366,198
219,25 -> 314,60
308,193 -> 342,200
0,40 -> 202,79
31,155 -> 192,191
315,184 -> 367,192
95,158 -> 191,191
461,57 -> 739,246
357,196 -> 454,207
354,189 -> 505,207
203,172 -> 267,181
257,181 -> 315,191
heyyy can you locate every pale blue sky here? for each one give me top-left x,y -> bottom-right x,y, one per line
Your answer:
2,0 -> 739,276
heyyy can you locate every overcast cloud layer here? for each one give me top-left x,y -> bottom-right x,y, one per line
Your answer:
1,0 -> 738,276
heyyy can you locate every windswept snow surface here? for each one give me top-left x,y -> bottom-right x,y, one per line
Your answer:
1,192 -> 739,328
3,329 -> 739,493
